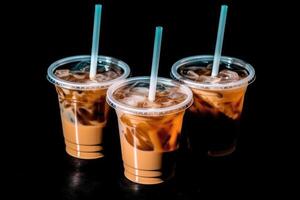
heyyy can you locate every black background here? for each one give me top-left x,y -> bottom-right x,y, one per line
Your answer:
5,0 -> 294,198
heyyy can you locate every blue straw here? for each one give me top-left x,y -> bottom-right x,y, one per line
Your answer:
211,5 -> 228,77
148,26 -> 163,102
89,4 -> 102,79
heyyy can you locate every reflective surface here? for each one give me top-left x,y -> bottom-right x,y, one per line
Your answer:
14,142 -> 253,199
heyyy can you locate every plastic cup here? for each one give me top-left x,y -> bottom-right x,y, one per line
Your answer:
47,55 -> 130,159
107,77 -> 193,184
171,55 -> 255,157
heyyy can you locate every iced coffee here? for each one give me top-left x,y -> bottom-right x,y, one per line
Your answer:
107,77 -> 193,184
47,55 -> 130,159
171,55 -> 255,157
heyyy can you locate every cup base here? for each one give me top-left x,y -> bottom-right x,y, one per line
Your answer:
66,147 -> 104,159
123,164 -> 174,185
124,171 -> 164,185
65,141 -> 104,159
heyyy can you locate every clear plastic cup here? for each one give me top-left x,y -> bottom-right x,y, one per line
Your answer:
171,55 -> 255,157
106,76 -> 193,184
47,55 -> 130,159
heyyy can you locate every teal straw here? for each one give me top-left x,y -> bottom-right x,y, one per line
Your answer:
89,4 -> 102,79
211,5 -> 228,77
148,26 -> 163,102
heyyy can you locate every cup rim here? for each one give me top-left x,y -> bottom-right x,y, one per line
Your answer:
47,55 -> 131,90
171,55 -> 255,90
106,76 -> 193,116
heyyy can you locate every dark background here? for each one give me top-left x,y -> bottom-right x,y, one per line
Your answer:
5,0 -> 293,198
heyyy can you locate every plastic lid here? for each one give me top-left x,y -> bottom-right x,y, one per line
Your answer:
106,76 -> 193,116
47,55 -> 130,90
171,55 -> 255,90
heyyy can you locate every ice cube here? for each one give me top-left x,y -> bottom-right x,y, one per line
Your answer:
55,69 -> 70,78
112,66 -> 123,76
72,73 -> 88,80
113,81 -> 187,109
104,71 -> 118,80
185,68 -> 218,82
142,100 -> 161,108
131,87 -> 149,96
218,69 -> 240,83
234,69 -> 248,78
121,95 -> 146,107
168,92 -> 186,102
186,70 -> 200,80
95,73 -> 107,82
197,75 -> 221,83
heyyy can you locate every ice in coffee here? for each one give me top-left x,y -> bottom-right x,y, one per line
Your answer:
47,55 -> 130,159
171,55 -> 255,157
107,77 -> 193,184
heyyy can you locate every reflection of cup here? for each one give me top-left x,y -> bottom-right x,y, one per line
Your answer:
171,55 -> 255,157
118,175 -> 177,199
61,156 -> 109,200
47,55 -> 130,159
107,77 -> 193,184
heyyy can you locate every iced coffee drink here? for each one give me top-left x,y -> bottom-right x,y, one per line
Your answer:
171,55 -> 255,157
47,55 -> 130,159
107,77 -> 193,184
